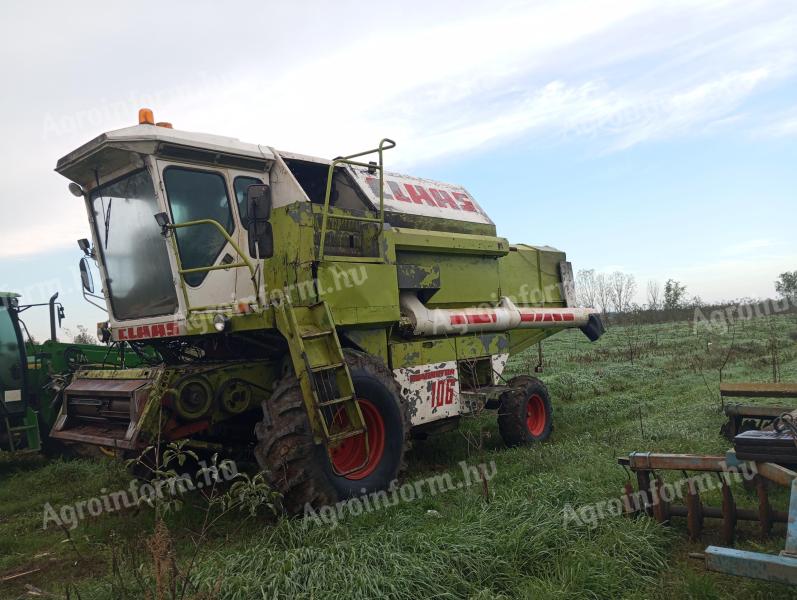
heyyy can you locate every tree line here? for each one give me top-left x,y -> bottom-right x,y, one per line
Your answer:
575,269 -> 797,322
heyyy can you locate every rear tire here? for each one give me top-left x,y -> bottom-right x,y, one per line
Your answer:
498,376 -> 553,447
254,350 -> 409,513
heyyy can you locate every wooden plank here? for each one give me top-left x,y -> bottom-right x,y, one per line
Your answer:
724,403 -> 794,418
720,383 -> 797,399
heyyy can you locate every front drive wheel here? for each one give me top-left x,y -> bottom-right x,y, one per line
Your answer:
497,376 -> 553,447
254,350 -> 409,513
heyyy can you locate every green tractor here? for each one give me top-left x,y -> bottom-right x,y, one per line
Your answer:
0,292 -> 144,454
50,109 -> 604,509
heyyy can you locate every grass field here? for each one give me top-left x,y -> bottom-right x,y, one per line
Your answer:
2,313 -> 797,599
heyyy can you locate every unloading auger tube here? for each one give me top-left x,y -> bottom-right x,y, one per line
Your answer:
399,292 -> 603,339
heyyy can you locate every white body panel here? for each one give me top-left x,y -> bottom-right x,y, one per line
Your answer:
491,353 -> 510,383
348,166 -> 493,225
393,361 -> 461,426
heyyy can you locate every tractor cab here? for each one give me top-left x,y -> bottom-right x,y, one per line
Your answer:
0,293 -> 40,452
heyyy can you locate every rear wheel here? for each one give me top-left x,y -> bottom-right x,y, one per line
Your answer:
254,350 -> 409,513
497,376 -> 553,447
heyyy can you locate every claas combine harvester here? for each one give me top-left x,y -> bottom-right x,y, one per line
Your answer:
50,109 -> 604,509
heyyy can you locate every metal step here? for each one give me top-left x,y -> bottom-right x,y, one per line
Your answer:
310,362 -> 345,373
318,395 -> 354,408
300,328 -> 333,340
328,427 -> 367,443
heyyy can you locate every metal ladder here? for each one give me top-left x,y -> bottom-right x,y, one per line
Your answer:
1,409 -> 41,453
274,298 -> 369,475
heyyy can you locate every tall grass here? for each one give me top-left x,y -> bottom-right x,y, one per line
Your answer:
3,315 -> 797,598
184,484 -> 670,600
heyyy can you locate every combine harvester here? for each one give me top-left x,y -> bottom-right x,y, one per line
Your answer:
50,109 -> 604,509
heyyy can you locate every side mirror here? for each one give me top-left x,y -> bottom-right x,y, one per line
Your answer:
77,238 -> 92,256
79,257 -> 94,294
246,184 -> 271,221
246,184 -> 273,258
154,212 -> 171,235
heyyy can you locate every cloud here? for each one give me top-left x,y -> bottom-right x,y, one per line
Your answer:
1,0 -> 796,259
756,107 -> 797,138
721,239 -> 775,256
161,1 -> 797,161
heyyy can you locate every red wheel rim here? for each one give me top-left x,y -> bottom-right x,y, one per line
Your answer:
329,398 -> 386,480
526,393 -> 546,436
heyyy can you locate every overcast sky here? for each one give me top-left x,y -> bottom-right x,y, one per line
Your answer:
0,0 -> 795,340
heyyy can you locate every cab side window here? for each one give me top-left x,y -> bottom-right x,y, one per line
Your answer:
233,176 -> 263,226
163,167 -> 234,287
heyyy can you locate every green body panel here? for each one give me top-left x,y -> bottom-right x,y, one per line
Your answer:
455,333 -> 510,359
396,264 -> 440,291
389,333 -> 510,369
266,204 -> 317,302
506,329 -> 559,357
498,245 -> 567,305
340,328 -> 389,364
390,338 -> 458,369
318,263 -> 399,326
382,211 -> 497,237
388,228 -> 509,257
398,253 -> 501,306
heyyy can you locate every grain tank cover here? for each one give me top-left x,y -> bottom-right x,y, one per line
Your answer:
347,166 -> 494,227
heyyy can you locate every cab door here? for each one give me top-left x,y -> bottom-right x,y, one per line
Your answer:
156,161 -> 242,313
228,170 -> 268,304
0,297 -> 26,418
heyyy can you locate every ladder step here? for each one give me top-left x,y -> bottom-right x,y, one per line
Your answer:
300,329 -> 333,340
318,395 -> 354,408
311,362 -> 344,373
7,425 -> 37,433
327,428 -> 366,443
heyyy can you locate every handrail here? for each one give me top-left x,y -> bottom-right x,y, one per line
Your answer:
318,138 -> 395,261
165,218 -> 262,312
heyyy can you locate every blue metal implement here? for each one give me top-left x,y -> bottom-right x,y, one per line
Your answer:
704,474 -> 797,585
705,546 -> 797,586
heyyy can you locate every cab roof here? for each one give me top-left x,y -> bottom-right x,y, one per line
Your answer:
56,123 -> 495,229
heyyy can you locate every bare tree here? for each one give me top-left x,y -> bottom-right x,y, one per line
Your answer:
72,324 -> 97,345
647,280 -> 661,311
595,272 -> 612,314
576,269 -> 597,308
609,271 -> 637,313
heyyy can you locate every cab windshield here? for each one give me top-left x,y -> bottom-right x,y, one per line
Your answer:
90,169 -> 178,320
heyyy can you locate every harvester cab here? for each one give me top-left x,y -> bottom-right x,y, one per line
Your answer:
52,109 -> 604,509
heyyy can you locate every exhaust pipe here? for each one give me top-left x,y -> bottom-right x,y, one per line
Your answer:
399,292 -> 604,340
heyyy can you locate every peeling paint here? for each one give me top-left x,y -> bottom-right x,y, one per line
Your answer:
393,360 -> 460,426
